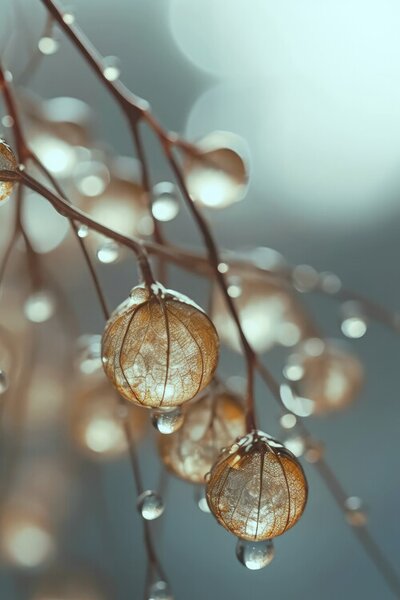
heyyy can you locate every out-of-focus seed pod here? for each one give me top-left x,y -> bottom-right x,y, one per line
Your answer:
159,391 -> 246,483
183,131 -> 248,209
159,389 -> 246,483
283,339 -> 364,415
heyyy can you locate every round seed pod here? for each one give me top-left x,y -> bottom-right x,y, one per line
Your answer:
206,430 -> 308,541
0,140 -> 17,204
212,268 -> 310,354
101,283 -> 219,408
183,131 -> 248,209
70,373 -> 147,460
159,389 -> 246,483
284,339 -> 364,415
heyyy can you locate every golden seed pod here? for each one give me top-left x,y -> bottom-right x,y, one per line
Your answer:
212,268 -> 310,354
284,339 -> 364,415
0,140 -> 17,204
183,131 -> 248,209
102,284 -> 219,408
70,373 -> 147,459
206,430 -> 308,541
78,175 -> 153,244
159,389 -> 246,483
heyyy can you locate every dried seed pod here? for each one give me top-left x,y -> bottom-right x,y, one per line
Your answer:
78,175 -> 153,246
283,339 -> 364,415
70,373 -> 146,459
183,131 -> 248,209
159,389 -> 246,483
212,268 -> 310,353
102,284 -> 219,408
206,430 -> 308,541
0,140 -> 17,203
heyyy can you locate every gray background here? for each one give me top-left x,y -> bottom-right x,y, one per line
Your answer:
1,1 -> 400,599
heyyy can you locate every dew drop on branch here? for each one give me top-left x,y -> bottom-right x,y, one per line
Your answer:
137,491 -> 164,521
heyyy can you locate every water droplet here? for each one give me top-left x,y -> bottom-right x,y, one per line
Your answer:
77,223 -> 89,238
152,182 -> 180,222
97,241 -> 120,264
76,334 -> 102,374
62,12 -> 75,24
38,37 -> 59,55
280,413 -> 297,429
103,56 -> 120,81
137,490 -> 164,521
217,262 -> 229,274
284,435 -> 305,457
194,487 -> 210,513
24,291 -> 55,323
344,496 -> 367,527
74,161 -> 109,197
292,264 -> 319,292
151,407 -> 184,434
341,316 -> 367,339
1,116 -> 13,128
147,580 -> 173,600
236,539 -> 275,570
320,271 -> 342,294
227,284 -> 242,298
0,370 -> 9,394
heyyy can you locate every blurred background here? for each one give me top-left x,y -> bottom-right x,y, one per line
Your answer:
0,0 -> 400,598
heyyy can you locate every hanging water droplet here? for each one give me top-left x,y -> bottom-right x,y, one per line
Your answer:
97,241 -> 120,264
344,496 -> 367,527
227,275 -> 242,298
1,115 -> 13,128
340,301 -> 367,339
151,407 -> 184,434
0,370 -> 9,394
217,262 -> 229,274
236,539 -> 275,570
292,264 -> 319,292
62,12 -> 75,24
341,316 -> 367,339
103,56 -> 120,81
76,334 -> 102,374
279,413 -> 297,429
38,37 -> 59,55
283,435 -> 305,457
24,291 -> 55,323
194,487 -> 210,513
320,271 -> 342,294
147,580 -> 173,600
152,182 -> 180,222
77,223 -> 89,238
137,490 -> 164,521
